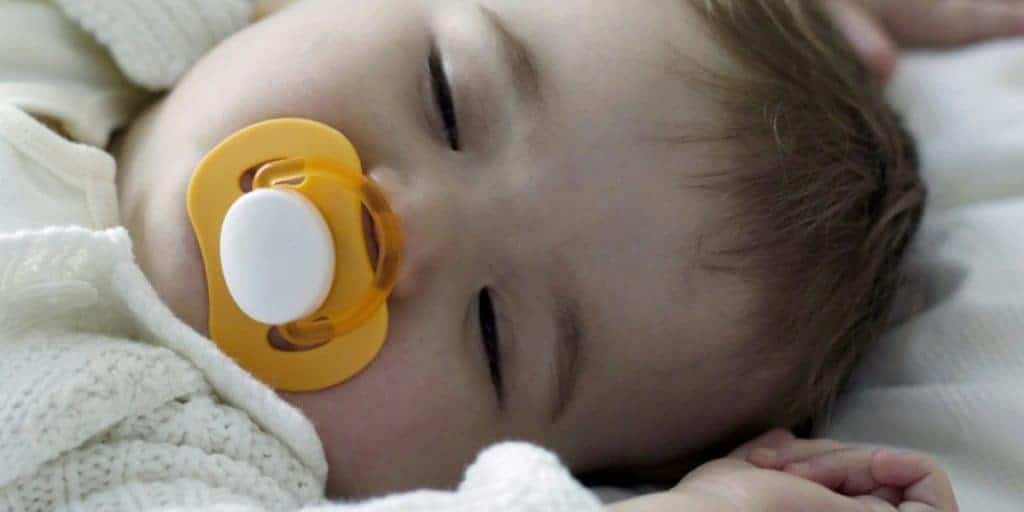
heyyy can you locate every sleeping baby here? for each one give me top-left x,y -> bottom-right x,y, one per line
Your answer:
7,0 -> 1017,510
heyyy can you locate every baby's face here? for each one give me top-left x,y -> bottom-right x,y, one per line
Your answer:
117,0 -> 776,498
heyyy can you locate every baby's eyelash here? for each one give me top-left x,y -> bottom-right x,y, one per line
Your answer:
428,44 -> 460,151
479,288 -> 503,403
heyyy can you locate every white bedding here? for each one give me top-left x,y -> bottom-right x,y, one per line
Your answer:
595,42 -> 1024,508
824,40 -> 1024,511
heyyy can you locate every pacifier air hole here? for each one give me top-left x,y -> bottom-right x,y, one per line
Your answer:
239,166 -> 258,192
361,206 -> 380,268
240,161 -> 305,193
268,326 -> 322,352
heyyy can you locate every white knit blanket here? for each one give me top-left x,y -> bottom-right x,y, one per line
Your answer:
824,40 -> 1024,511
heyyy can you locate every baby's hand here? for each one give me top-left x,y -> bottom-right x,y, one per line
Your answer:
827,0 -> 1024,81
741,430 -> 959,511
608,430 -> 958,512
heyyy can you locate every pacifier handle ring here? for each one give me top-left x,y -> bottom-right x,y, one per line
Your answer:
253,157 -> 402,347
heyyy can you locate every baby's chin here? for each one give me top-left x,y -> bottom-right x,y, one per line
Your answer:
123,170 -> 211,338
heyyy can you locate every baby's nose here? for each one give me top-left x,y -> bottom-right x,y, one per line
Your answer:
367,167 -> 461,301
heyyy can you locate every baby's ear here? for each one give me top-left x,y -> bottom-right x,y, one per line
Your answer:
887,259 -> 968,327
888,276 -> 927,327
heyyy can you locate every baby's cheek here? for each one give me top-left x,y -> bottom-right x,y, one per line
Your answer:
312,335 -> 501,498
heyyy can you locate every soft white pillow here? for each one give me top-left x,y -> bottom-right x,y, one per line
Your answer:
824,40 -> 1024,512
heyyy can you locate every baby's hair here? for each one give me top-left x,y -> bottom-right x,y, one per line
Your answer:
684,0 -> 924,429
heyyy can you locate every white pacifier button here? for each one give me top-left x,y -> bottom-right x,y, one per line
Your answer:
220,188 -> 336,325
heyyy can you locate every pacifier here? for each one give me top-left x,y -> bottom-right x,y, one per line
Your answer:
187,118 -> 402,392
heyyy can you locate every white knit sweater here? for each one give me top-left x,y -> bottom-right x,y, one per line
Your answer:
0,2 -> 602,511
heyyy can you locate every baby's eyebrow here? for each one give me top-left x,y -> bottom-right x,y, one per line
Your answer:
479,6 -> 543,106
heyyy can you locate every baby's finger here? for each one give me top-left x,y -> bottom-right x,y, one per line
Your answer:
826,0 -> 898,82
727,429 -> 795,460
872,450 -> 958,512
745,438 -> 845,469
871,486 -> 904,506
784,447 -> 882,495
862,0 -> 1024,47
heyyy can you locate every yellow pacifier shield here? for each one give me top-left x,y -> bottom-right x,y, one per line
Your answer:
188,118 -> 400,392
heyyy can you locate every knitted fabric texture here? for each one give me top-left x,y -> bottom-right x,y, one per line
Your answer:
0,228 -> 319,511
52,0 -> 253,90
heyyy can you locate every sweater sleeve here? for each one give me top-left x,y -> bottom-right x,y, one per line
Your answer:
51,0 -> 254,91
0,0 -> 253,230
0,0 -> 254,232
0,0 -> 253,148
0,0 -> 147,148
